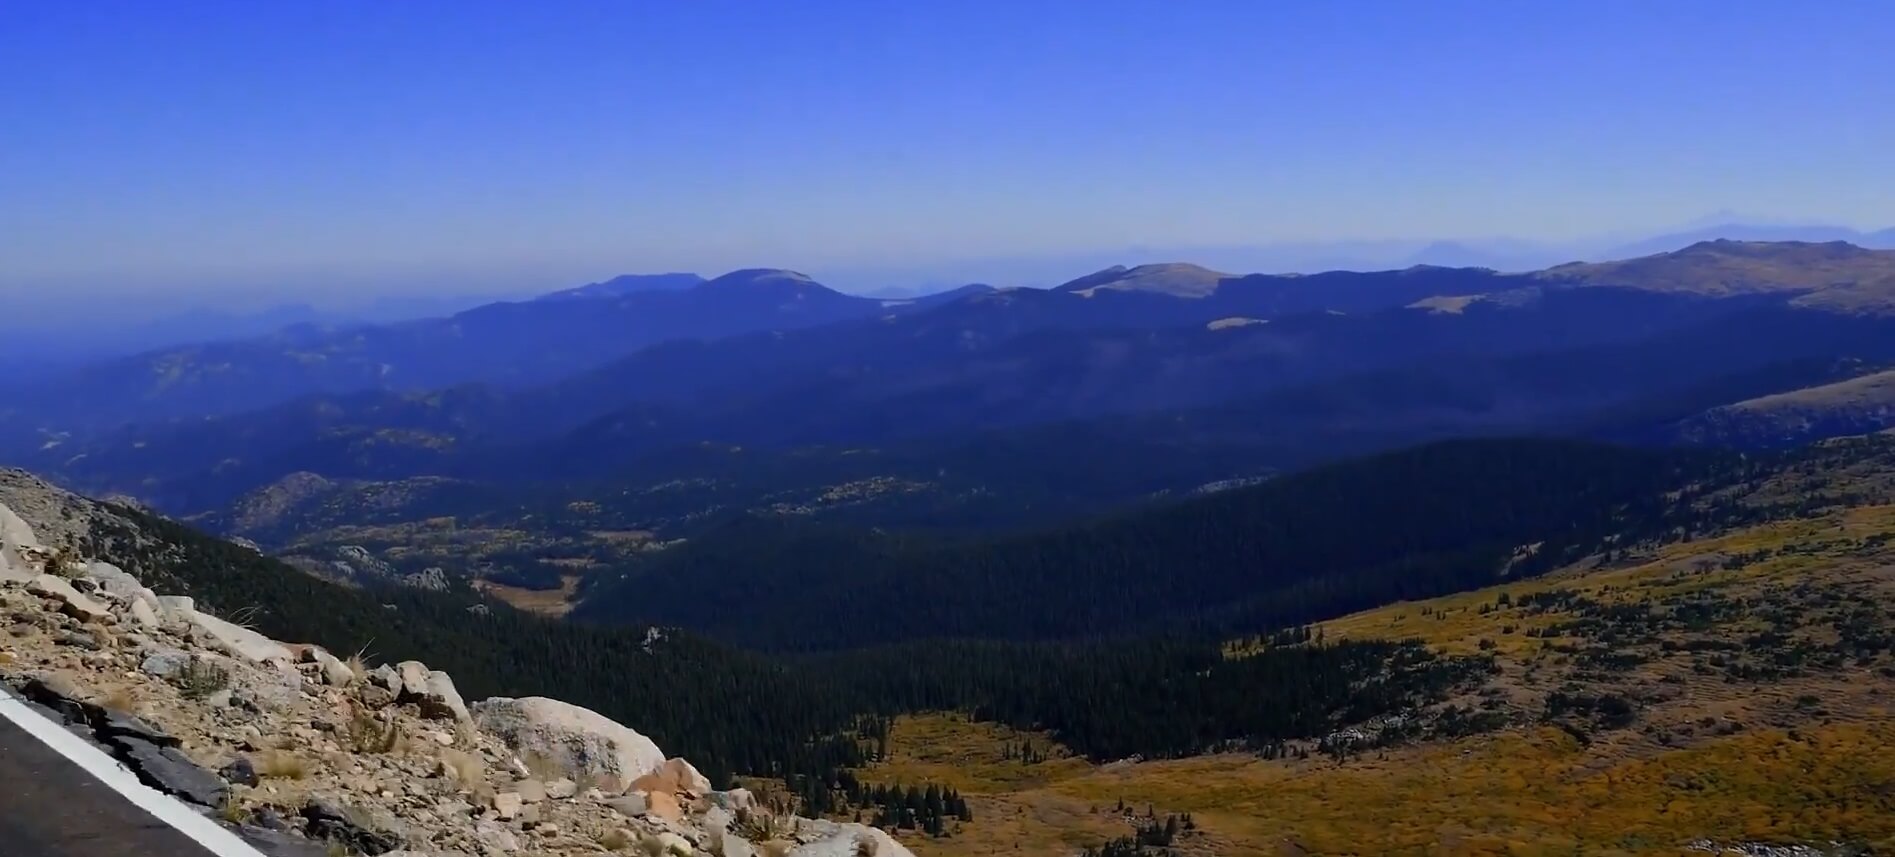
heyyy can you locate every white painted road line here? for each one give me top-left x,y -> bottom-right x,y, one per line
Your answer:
0,689 -> 269,857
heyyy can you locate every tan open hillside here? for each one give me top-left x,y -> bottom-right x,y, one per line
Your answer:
849,497 -> 1895,856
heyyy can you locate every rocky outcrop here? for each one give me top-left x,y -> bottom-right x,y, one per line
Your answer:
630,757 -> 713,797
366,660 -> 471,722
784,820 -> 913,857
27,574 -> 112,623
16,673 -> 229,809
181,607 -> 296,667
471,696 -> 666,788
0,501 -> 39,583
300,646 -> 357,687
399,567 -> 450,591
0,482 -> 921,857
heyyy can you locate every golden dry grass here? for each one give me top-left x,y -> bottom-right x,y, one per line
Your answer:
472,574 -> 581,616
868,503 -> 1895,857
253,749 -> 311,780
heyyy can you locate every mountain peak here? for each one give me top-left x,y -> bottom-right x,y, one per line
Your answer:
1542,239 -> 1895,299
1054,262 -> 1232,298
1672,238 -> 1874,259
537,273 -> 705,301
704,268 -> 821,290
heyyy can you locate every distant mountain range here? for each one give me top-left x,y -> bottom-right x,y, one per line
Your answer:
0,268 -> 895,436
10,239 -> 1895,538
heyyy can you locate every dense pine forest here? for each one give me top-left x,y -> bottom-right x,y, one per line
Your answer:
73,434 -> 1866,818
572,438 -> 1741,649
80,497 -> 1485,804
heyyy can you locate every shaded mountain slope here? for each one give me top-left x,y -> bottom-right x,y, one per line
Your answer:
0,268 -> 885,442
1665,364 -> 1895,447
570,438 -> 1729,650
20,241 -> 1895,534
32,284 -> 1895,523
1542,239 -> 1895,303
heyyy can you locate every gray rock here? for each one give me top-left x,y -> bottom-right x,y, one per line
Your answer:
231,662 -> 305,710
236,826 -> 332,857
370,663 -> 402,692
313,649 -> 355,686
711,830 -> 759,857
415,670 -> 469,722
471,821 -> 519,855
19,675 -> 100,725
27,574 -> 112,623
303,798 -> 406,855
181,608 -> 294,667
708,787 -> 758,812
57,629 -> 102,650
701,806 -> 735,834
387,660 -> 468,720
358,683 -> 396,709
396,660 -> 431,696
95,708 -> 181,748
127,597 -> 160,628
784,822 -> 914,857
0,502 -> 40,584
606,793 -> 649,817
400,567 -> 450,591
221,756 -> 260,787
111,735 -> 228,808
140,647 -> 193,678
511,779 -> 547,803
471,696 -> 664,787
82,561 -> 149,599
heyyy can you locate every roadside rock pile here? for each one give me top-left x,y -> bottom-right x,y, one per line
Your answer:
0,476 -> 911,857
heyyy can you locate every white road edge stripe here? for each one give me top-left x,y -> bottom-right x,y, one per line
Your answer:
0,689 -> 269,857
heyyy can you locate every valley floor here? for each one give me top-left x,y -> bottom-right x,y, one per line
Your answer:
855,505 -> 1895,857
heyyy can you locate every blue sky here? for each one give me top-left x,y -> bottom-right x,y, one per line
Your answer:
2,0 -> 1891,306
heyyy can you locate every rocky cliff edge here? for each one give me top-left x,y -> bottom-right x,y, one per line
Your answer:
0,468 -> 909,857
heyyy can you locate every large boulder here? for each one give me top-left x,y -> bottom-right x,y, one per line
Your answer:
0,502 -> 38,584
81,561 -> 151,601
418,671 -> 469,721
388,660 -> 469,721
27,574 -> 113,623
182,608 -> 294,668
629,756 -> 713,796
127,597 -> 161,628
84,561 -> 165,627
470,697 -> 664,788
313,649 -> 356,687
395,661 -> 431,695
787,821 -> 916,857
0,501 -> 37,549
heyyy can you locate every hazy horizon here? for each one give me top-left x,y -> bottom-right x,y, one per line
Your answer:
4,1 -> 1893,316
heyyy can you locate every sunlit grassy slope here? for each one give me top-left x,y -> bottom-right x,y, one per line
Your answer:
862,500 -> 1895,857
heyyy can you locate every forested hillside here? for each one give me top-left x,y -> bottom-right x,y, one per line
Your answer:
15,427 -> 1895,853
571,439 -> 1736,649
48,482 -> 1485,804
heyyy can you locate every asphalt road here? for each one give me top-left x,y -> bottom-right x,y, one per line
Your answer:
0,712 -> 227,857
